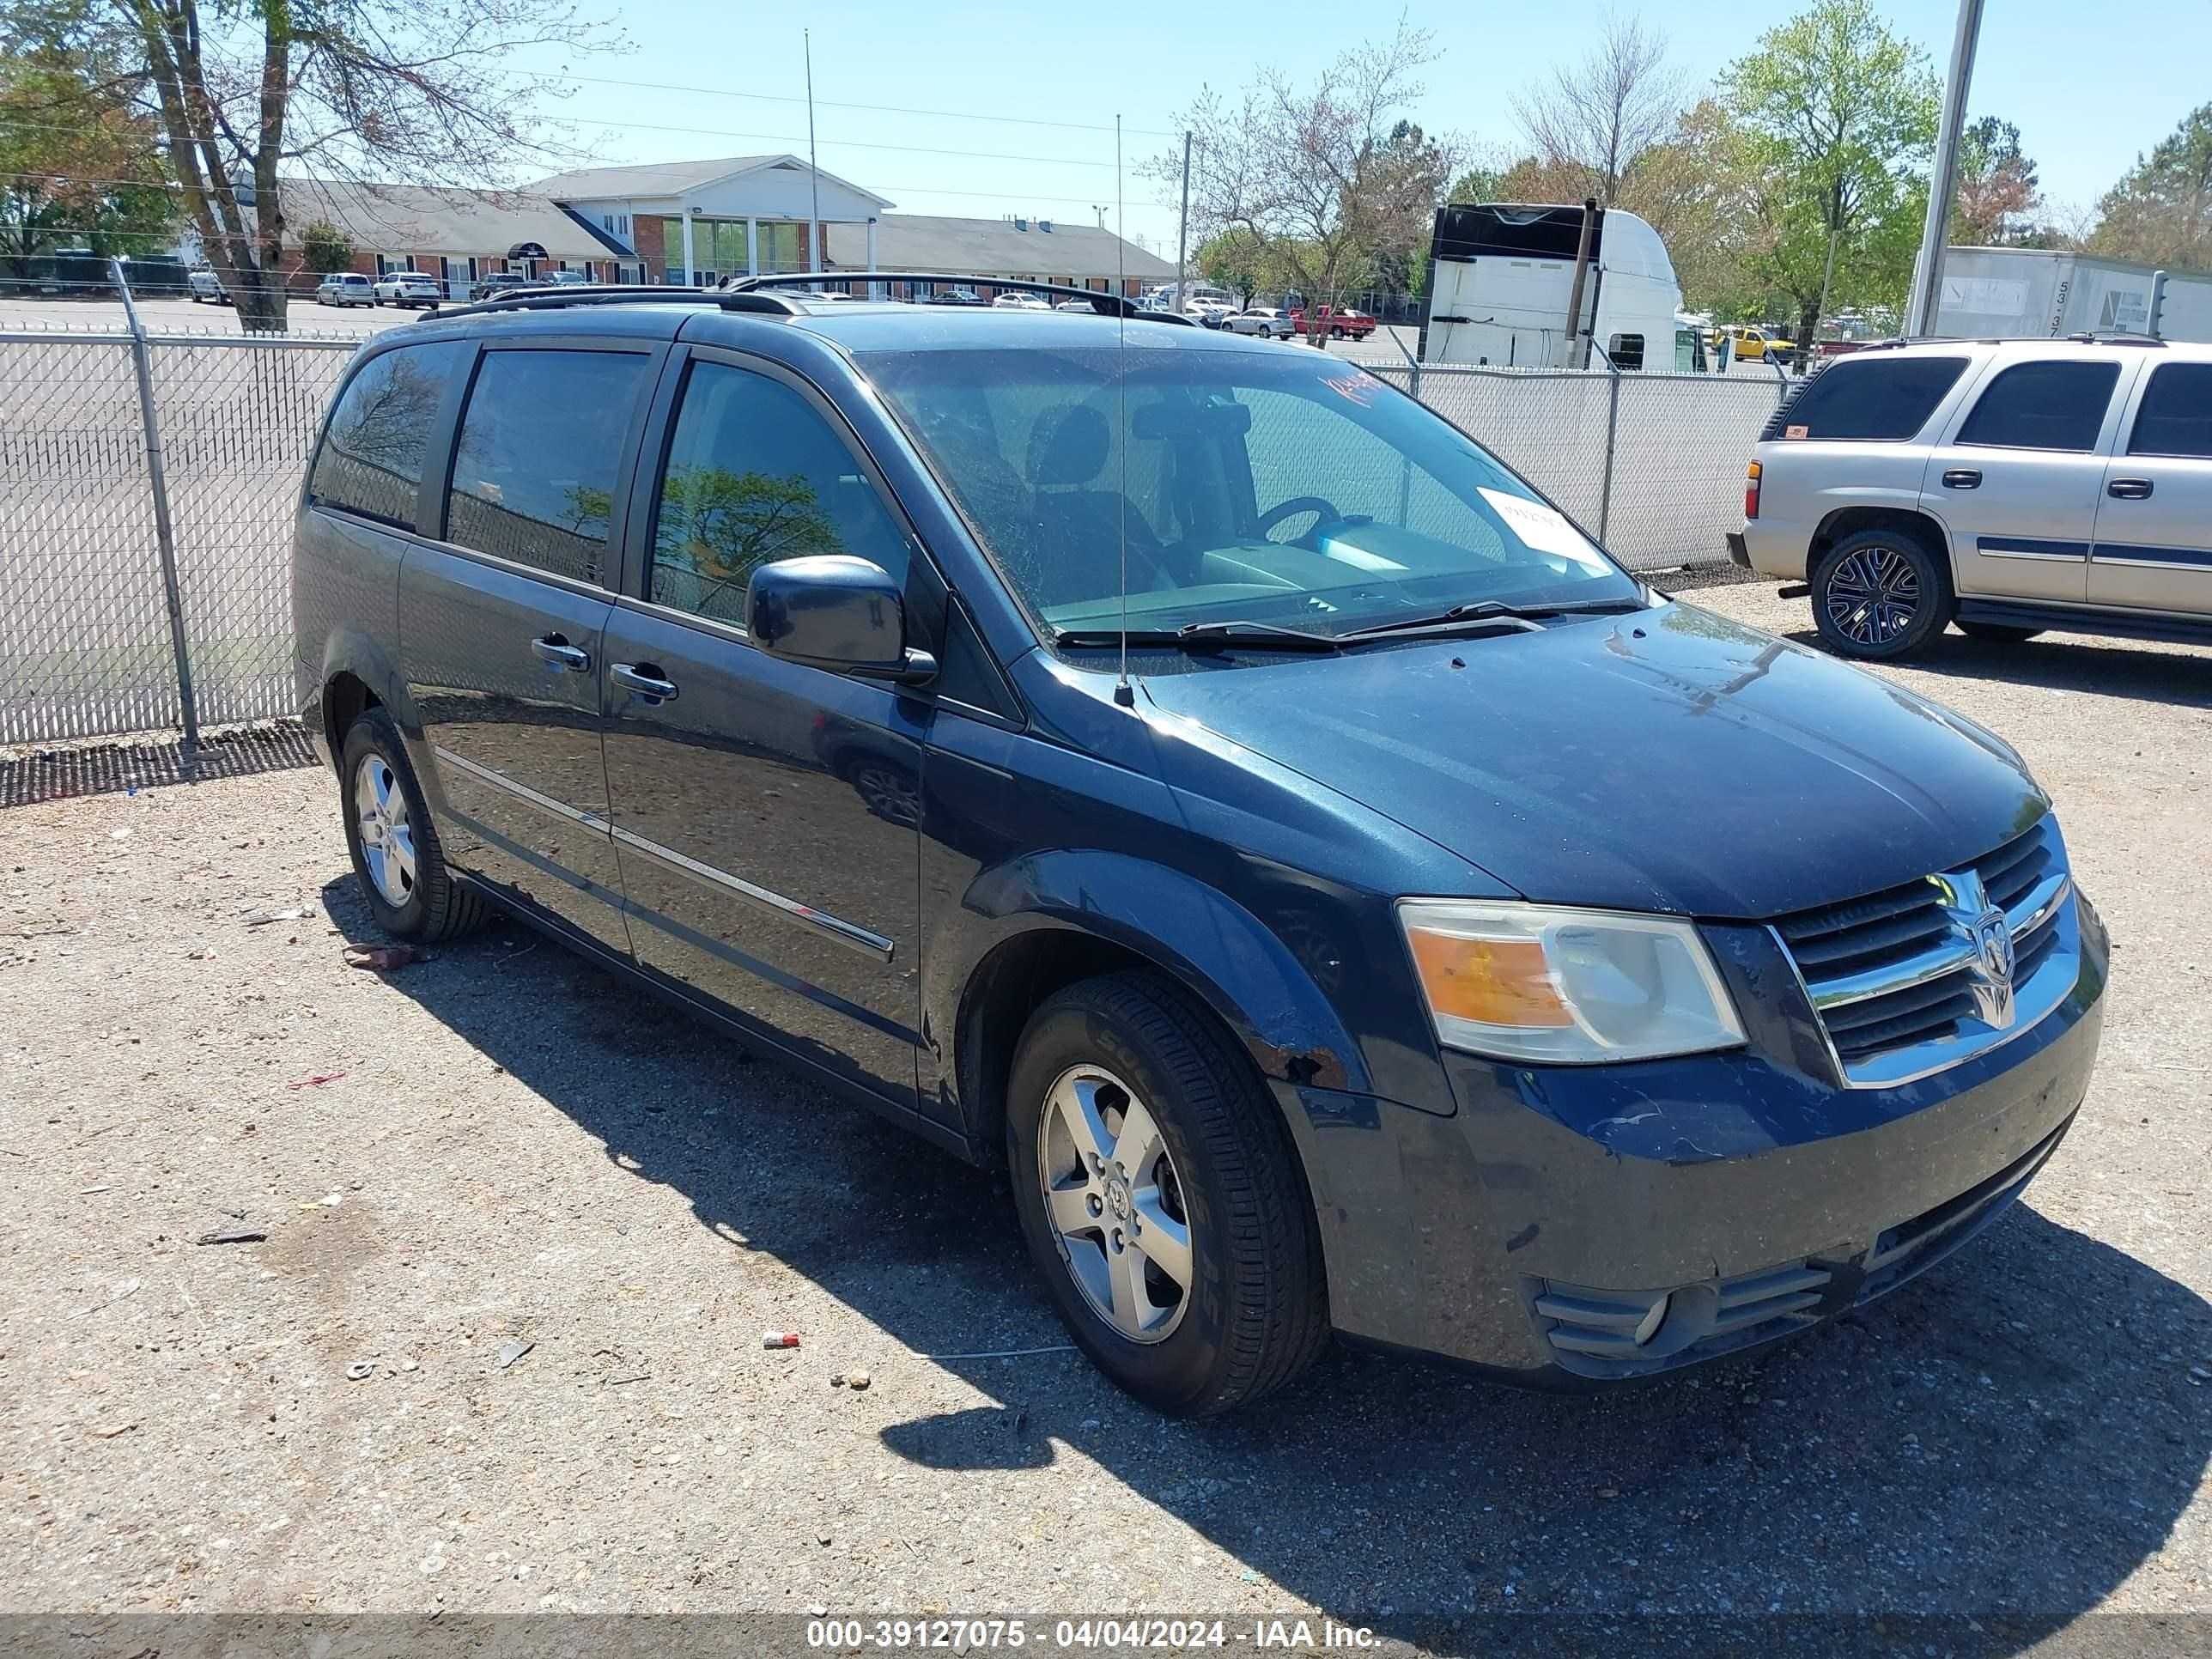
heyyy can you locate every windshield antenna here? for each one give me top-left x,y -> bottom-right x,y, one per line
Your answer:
1113,113 -> 1135,708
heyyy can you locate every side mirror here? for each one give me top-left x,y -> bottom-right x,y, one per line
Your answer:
746,555 -> 937,685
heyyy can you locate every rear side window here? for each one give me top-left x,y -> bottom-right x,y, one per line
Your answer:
445,349 -> 651,585
649,360 -> 912,627
2128,362 -> 2212,459
1955,360 -> 2121,453
1607,332 -> 1645,371
1760,356 -> 1967,442
307,341 -> 466,527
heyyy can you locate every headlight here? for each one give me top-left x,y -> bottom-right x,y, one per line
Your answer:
1396,899 -> 1746,1065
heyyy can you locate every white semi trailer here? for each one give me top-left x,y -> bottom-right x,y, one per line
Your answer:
1931,245 -> 2212,342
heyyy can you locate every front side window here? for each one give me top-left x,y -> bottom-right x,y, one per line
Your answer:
445,349 -> 650,585
1607,333 -> 1645,371
649,360 -> 911,628
1955,360 -> 2121,453
860,342 -> 1638,638
307,341 -> 467,528
2128,362 -> 2212,459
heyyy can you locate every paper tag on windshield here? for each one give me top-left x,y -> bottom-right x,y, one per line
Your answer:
1784,423 -> 1809,440
1477,489 -> 1608,571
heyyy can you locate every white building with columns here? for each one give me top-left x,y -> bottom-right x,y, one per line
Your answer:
532,154 -> 890,286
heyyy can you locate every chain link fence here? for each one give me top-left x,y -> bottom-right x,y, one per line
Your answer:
1,313 -> 1787,749
1369,362 -> 1791,572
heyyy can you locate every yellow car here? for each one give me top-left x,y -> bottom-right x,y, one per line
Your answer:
1708,325 -> 1784,363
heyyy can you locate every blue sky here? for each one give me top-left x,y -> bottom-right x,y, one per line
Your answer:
519,0 -> 2212,252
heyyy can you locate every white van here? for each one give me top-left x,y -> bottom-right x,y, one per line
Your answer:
1420,204 -> 1685,372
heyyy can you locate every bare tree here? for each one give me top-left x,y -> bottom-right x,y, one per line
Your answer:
21,0 -> 623,328
1160,16 -> 1457,341
1511,11 -> 1686,204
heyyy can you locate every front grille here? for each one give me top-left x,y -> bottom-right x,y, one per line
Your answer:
1772,817 -> 2074,1085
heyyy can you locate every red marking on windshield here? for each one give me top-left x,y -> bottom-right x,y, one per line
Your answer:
1321,372 -> 1378,406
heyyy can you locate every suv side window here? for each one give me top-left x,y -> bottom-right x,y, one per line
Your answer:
2127,362 -> 2212,459
1759,356 -> 1968,442
445,349 -> 650,585
649,359 -> 911,628
1955,360 -> 2121,453
307,340 -> 467,528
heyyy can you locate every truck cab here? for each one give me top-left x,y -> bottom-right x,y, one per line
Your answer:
1420,203 -> 1683,372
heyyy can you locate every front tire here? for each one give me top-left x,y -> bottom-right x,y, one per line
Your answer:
1006,972 -> 1329,1416
337,708 -> 488,942
1811,529 -> 1953,660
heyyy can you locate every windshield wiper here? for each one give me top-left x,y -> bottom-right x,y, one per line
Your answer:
1051,619 -> 1344,653
1337,595 -> 1650,641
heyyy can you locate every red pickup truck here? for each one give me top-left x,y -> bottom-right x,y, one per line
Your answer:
1288,305 -> 1377,341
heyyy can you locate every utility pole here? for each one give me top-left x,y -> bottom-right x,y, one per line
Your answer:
805,29 -> 823,273
1905,0 -> 1986,337
1173,131 -> 1192,309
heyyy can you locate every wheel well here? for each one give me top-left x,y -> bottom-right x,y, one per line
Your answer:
1809,507 -> 1953,588
323,672 -> 380,770
957,929 -> 1198,1164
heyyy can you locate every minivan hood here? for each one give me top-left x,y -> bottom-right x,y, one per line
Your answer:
1136,603 -> 2045,919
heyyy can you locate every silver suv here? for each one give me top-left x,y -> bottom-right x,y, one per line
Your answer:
1731,337 -> 2212,659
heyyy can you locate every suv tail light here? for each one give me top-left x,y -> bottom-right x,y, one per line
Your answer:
1743,461 -> 1762,520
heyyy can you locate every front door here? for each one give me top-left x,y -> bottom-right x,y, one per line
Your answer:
600,349 -> 927,1108
2089,357 -> 2212,617
1923,355 -> 2137,604
399,339 -> 661,957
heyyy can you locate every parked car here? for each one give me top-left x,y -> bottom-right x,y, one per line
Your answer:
469,271 -> 537,301
926,288 -> 986,307
1733,337 -> 2212,659
1710,324 -> 1785,364
314,272 -> 374,307
544,270 -> 595,287
991,293 -> 1054,311
188,268 -> 229,305
1182,295 -> 1236,328
1226,307 -> 1295,339
295,291 -> 2106,1415
373,270 -> 443,309
1289,305 -> 1377,341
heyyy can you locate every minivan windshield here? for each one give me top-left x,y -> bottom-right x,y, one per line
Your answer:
859,342 -> 1639,640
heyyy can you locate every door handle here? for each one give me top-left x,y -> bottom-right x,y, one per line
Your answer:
1941,469 -> 1981,489
2108,477 -> 2154,499
611,662 -> 679,702
531,634 -> 591,672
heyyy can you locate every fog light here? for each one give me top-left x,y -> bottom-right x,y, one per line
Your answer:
1632,1293 -> 1670,1347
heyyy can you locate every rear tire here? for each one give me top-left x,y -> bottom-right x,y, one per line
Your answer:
337,708 -> 488,943
1006,972 -> 1329,1417
1957,621 -> 2044,644
1811,528 -> 1953,660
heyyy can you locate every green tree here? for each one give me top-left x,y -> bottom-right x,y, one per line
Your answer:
13,0 -> 622,331
1196,228 -> 1274,303
1722,0 -> 1937,350
1617,99 -> 1764,314
2089,103 -> 2212,270
300,219 -> 353,275
1952,117 -> 2041,246
0,45 -> 173,279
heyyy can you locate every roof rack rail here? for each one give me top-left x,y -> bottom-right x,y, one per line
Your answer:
722,270 -> 1195,325
2067,331 -> 2166,347
415,284 -> 805,325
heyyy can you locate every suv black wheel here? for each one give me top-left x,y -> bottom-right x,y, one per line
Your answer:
1811,529 -> 1953,660
1006,972 -> 1329,1416
1956,621 -> 2044,644
337,708 -> 488,942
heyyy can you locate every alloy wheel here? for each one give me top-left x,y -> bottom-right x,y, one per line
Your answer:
1824,545 -> 1922,647
1036,1064 -> 1194,1343
353,753 -> 418,908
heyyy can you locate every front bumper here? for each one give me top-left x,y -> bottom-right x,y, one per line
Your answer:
1285,894 -> 2107,1383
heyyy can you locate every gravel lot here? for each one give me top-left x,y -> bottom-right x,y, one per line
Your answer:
3,582 -> 2209,1652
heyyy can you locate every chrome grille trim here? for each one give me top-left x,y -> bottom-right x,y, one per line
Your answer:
1771,819 -> 2079,1089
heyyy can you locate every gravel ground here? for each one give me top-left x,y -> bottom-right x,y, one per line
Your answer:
3,582 -> 2209,1652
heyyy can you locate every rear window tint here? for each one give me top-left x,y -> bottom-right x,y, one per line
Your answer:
2129,362 -> 2212,459
1760,356 -> 1967,442
1955,360 -> 2121,453
307,341 -> 467,528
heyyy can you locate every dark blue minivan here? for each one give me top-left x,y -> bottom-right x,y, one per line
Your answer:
292,285 -> 2106,1415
